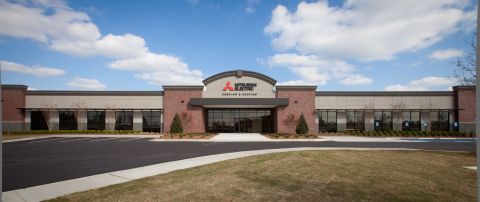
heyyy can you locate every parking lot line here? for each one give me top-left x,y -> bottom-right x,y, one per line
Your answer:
117,137 -> 144,142
90,137 -> 120,142
59,137 -> 97,142
27,137 -> 70,143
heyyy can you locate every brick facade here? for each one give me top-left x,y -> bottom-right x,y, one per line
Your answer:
276,89 -> 317,134
453,86 -> 476,132
2,85 -> 27,121
163,88 -> 205,133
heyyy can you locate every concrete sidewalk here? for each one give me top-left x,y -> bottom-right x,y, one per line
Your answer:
3,147 -> 419,202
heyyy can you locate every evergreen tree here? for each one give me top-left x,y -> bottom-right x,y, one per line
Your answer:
170,113 -> 183,133
296,114 -> 309,134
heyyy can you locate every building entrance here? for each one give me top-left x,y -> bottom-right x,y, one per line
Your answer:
206,109 -> 273,133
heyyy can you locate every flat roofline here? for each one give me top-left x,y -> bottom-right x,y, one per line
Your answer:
162,85 -> 204,91
315,91 -> 453,96
1,84 -> 28,89
26,91 -> 164,96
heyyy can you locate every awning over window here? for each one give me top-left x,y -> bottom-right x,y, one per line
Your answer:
189,98 -> 289,108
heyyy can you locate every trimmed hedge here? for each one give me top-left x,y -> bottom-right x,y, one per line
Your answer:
344,130 -> 474,137
170,113 -> 183,134
3,130 -> 143,135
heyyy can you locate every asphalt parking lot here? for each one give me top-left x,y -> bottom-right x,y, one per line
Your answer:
3,137 -> 475,191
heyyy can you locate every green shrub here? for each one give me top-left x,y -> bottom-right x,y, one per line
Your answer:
295,114 -> 309,134
169,113 -> 183,134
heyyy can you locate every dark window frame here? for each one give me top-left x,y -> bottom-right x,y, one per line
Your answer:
115,111 -> 133,130
143,111 -> 162,133
430,111 -> 450,131
402,111 -> 421,131
31,111 -> 49,130
346,111 -> 364,131
87,111 -> 106,130
318,111 -> 337,132
59,111 -> 77,130
374,111 -> 392,131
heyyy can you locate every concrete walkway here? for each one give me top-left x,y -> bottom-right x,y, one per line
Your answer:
210,133 -> 271,141
3,147 -> 418,202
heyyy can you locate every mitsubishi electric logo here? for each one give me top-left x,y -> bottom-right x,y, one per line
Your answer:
223,81 -> 234,91
222,81 -> 258,96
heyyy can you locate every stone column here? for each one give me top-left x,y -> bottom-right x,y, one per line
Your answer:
421,111 -> 430,131
49,110 -> 59,131
337,111 -> 346,132
364,111 -> 374,131
77,110 -> 87,130
392,111 -> 403,131
105,110 -> 116,130
133,110 -> 143,131
24,110 -> 31,131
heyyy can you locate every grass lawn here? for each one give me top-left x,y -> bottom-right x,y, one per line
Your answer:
49,150 -> 476,202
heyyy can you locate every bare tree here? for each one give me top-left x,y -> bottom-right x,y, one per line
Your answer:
453,33 -> 476,85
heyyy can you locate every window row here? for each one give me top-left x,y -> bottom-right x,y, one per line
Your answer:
318,111 -> 451,132
31,111 -> 162,132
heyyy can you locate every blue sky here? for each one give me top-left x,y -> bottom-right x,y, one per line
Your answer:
0,0 -> 477,91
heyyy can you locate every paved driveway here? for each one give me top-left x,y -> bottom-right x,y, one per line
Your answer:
3,137 -> 475,191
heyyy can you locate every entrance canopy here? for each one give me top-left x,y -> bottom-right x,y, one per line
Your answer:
189,98 -> 288,108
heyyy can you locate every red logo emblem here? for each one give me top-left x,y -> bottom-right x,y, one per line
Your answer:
223,81 -> 234,91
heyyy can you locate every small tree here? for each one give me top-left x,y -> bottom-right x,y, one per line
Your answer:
296,114 -> 309,134
170,113 -> 183,133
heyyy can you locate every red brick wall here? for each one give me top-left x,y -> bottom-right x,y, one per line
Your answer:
2,86 -> 27,121
455,86 -> 476,122
276,90 -> 316,134
163,90 -> 205,133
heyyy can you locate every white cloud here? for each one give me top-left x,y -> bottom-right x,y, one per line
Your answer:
265,0 -> 475,61
268,53 -> 372,86
0,60 -> 65,77
429,49 -> 464,60
384,76 -> 459,91
0,0 -> 203,85
245,0 -> 260,14
340,75 -> 373,85
27,87 -> 37,90
66,76 -> 106,90
384,84 -> 427,91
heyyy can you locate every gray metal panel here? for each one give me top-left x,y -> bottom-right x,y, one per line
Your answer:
189,98 -> 289,106
316,91 -> 453,96
202,70 -> 277,85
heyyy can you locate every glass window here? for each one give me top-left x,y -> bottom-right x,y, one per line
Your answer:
402,111 -> 421,131
319,111 -> 337,132
143,111 -> 161,133
115,111 -> 133,130
87,111 -> 105,130
31,111 -> 49,130
206,109 -> 273,133
59,111 -> 77,130
347,111 -> 364,131
374,111 -> 392,131
431,111 -> 449,131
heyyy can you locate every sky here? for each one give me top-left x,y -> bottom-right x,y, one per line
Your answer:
0,0 -> 477,91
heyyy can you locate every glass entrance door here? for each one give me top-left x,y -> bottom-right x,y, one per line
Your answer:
234,118 -> 253,133
207,109 -> 273,133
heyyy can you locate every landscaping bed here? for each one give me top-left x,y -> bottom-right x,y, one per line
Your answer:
344,130 -> 475,137
162,133 -> 215,139
263,133 -> 317,139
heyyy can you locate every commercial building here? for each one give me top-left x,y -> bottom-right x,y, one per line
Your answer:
1,70 -> 476,134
